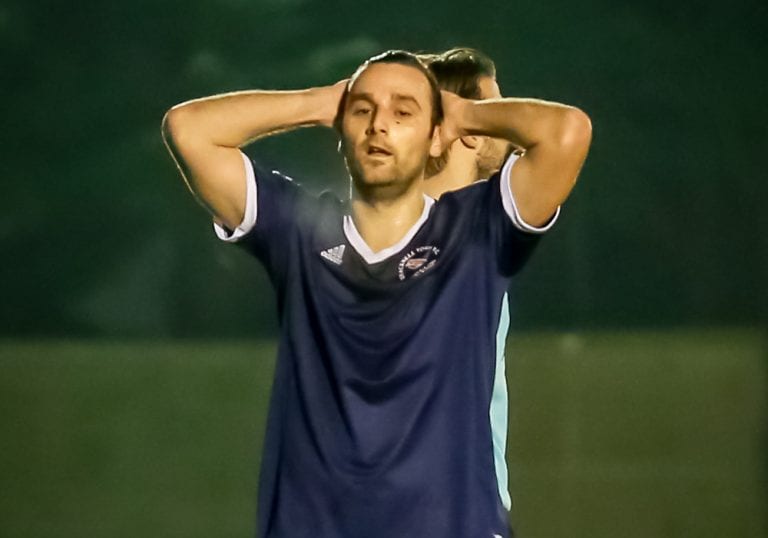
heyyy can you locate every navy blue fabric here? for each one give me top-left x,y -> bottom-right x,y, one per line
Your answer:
236,158 -> 540,538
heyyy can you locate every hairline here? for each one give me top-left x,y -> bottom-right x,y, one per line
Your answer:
335,52 -> 443,132
347,64 -> 433,109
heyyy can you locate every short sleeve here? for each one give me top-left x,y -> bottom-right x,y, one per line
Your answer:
212,151 -> 308,276
213,152 -> 258,242
486,153 -> 561,276
498,152 -> 560,234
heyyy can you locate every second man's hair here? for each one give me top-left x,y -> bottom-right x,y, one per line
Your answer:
424,48 -> 496,99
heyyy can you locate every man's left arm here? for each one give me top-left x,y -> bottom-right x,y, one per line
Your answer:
442,93 -> 592,227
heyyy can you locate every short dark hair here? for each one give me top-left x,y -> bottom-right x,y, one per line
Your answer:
424,47 -> 496,99
334,50 -> 444,132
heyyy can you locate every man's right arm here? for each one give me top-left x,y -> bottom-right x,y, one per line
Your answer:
161,82 -> 345,231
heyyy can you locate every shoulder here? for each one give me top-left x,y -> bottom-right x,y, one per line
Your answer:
427,181 -> 492,241
248,156 -> 342,211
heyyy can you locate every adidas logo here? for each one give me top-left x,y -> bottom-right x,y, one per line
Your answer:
320,244 -> 345,265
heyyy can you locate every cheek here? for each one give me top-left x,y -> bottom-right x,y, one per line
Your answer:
338,129 -> 362,164
395,125 -> 433,156
342,117 -> 365,139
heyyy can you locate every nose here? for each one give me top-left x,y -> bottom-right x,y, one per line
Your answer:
366,108 -> 388,135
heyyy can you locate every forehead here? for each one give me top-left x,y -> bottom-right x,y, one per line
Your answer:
348,62 -> 432,106
477,76 -> 501,99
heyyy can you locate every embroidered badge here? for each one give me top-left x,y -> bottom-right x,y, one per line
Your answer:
397,246 -> 440,281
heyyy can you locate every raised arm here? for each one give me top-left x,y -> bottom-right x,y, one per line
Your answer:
161,82 -> 345,230
441,92 -> 592,227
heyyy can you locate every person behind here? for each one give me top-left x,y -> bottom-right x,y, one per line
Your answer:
420,47 -> 540,530
162,49 -> 591,538
421,47 -> 514,198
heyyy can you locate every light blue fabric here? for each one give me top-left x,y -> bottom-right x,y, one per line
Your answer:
490,293 -> 512,510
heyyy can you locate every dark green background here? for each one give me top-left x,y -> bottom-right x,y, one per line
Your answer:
2,0 -> 766,336
1,1 -> 766,537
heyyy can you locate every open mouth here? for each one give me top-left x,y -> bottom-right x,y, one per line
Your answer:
366,144 -> 392,157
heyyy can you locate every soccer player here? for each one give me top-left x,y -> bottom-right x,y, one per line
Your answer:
162,50 -> 591,538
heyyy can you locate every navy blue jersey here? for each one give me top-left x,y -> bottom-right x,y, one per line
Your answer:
214,152 -> 558,538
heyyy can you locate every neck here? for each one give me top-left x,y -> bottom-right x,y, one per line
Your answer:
350,179 -> 427,253
423,149 -> 478,199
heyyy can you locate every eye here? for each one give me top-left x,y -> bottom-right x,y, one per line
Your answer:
395,109 -> 412,117
352,107 -> 371,115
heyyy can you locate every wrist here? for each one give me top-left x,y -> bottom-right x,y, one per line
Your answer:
309,82 -> 346,128
457,98 -> 480,136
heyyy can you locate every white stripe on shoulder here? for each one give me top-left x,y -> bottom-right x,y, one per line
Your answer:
213,151 -> 258,242
499,153 -> 560,234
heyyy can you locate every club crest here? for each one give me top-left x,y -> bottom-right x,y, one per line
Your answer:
398,246 -> 440,281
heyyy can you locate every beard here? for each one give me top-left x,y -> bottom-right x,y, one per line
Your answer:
342,141 -> 428,202
475,137 -> 512,179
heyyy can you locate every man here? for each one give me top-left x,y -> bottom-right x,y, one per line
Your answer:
162,50 -> 591,538
422,47 -> 513,198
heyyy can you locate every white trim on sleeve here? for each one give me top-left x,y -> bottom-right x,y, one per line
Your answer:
213,151 -> 258,242
499,153 -> 560,234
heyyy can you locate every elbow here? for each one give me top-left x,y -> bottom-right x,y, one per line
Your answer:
162,100 -> 220,151
162,103 -> 212,158
559,108 -> 592,188
560,107 -> 592,153
161,105 -> 191,149
161,107 -> 175,139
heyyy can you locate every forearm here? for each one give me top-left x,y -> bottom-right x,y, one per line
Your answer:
445,93 -> 592,227
163,86 -> 340,148
160,84 -> 342,230
459,97 -> 588,151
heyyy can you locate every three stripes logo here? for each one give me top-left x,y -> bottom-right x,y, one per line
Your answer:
320,244 -> 345,265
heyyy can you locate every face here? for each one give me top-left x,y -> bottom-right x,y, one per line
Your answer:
341,62 -> 441,198
475,76 -> 512,179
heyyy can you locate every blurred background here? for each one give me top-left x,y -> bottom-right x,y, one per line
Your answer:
1,0 -> 766,536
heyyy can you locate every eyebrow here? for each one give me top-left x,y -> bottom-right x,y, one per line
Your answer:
392,93 -> 422,109
347,92 -> 423,110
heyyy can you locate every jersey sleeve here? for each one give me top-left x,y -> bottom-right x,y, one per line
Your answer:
212,151 -> 308,277
498,152 -> 561,234
487,152 -> 560,276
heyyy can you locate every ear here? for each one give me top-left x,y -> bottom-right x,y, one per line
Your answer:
429,125 -> 443,158
459,135 -> 480,150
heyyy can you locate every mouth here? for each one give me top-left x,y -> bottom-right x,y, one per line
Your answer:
366,144 -> 393,157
